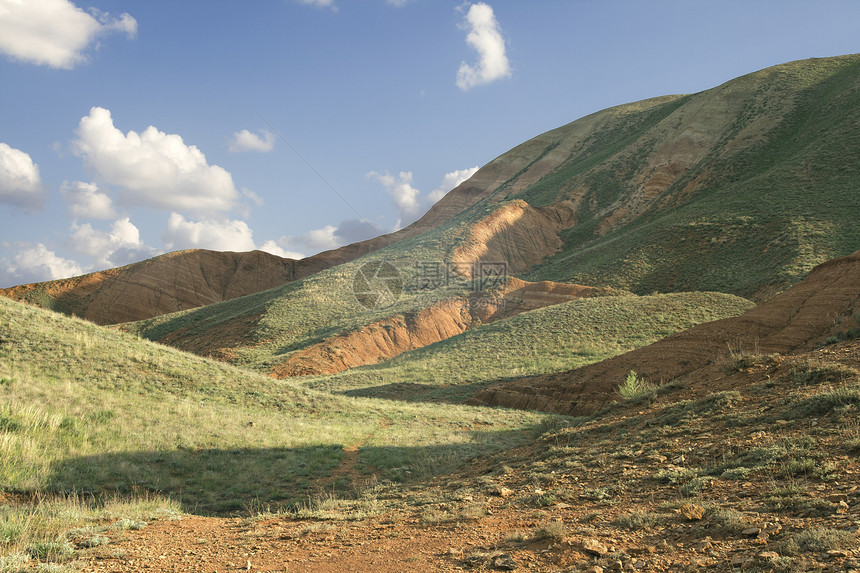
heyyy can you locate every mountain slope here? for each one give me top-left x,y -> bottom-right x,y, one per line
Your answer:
117,55 -> 860,377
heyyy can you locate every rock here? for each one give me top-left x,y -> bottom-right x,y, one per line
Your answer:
493,553 -> 517,570
757,551 -> 779,561
495,486 -> 514,498
742,527 -> 762,537
582,538 -> 610,556
679,502 -> 706,521
583,567 -> 604,573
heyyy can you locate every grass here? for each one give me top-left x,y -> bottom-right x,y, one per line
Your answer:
0,296 -> 550,564
0,494 -> 180,571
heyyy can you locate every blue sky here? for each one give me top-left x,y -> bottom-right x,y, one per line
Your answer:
1,0 -> 858,287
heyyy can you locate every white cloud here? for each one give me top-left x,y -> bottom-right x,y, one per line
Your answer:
0,0 -> 136,69
162,213 -> 257,252
367,166 -> 479,226
229,129 -> 275,153
0,142 -> 47,211
242,188 -> 264,207
72,107 -> 240,215
60,181 -> 116,219
386,0 -> 410,5
428,166 -> 479,203
258,240 -> 304,260
68,217 -> 158,269
295,0 -> 337,9
0,243 -> 83,286
366,170 -> 422,226
456,2 -> 511,91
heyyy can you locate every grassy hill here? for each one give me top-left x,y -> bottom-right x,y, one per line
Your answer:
0,295 -> 548,563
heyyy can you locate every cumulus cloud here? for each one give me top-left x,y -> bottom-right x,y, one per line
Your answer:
162,213 -> 257,252
68,217 -> 158,269
229,129 -> 275,153
0,0 -> 136,69
456,2 -> 511,91
60,181 -> 116,219
0,243 -> 83,286
366,171 -> 422,226
428,166 -> 479,203
0,142 -> 47,211
72,107 -> 240,215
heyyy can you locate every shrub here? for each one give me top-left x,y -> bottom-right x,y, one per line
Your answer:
618,371 -> 659,401
533,519 -> 566,541
777,527 -> 857,555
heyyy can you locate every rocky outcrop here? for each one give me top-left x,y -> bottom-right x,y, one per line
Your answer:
472,249 -> 860,415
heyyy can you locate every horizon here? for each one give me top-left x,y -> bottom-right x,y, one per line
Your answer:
1,0 -> 859,288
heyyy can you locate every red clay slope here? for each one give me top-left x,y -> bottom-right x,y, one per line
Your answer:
472,249 -> 860,415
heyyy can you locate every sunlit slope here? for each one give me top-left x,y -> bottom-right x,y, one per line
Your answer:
0,297 -> 546,514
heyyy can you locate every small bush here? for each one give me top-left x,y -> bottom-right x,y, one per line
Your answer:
680,476 -> 716,496
788,385 -> 860,418
533,519 -> 566,541
79,534 -> 110,548
791,363 -> 859,386
27,539 -> 74,562
777,527 -> 857,555
720,466 -> 752,480
655,467 -> 698,485
708,508 -> 749,535
618,371 -> 659,401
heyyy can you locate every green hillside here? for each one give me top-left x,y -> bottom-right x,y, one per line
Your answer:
518,55 -> 860,297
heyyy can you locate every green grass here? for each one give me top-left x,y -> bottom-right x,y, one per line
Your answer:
299,291 -> 753,402
0,297 -> 547,520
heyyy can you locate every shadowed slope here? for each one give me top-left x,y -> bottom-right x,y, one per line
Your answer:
473,249 -> 860,415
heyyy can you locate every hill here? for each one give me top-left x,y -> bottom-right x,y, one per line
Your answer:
473,248 -> 860,415
3,55 -> 858,336
4,278 -> 858,571
304,290 -> 754,404
111,55 -> 857,379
